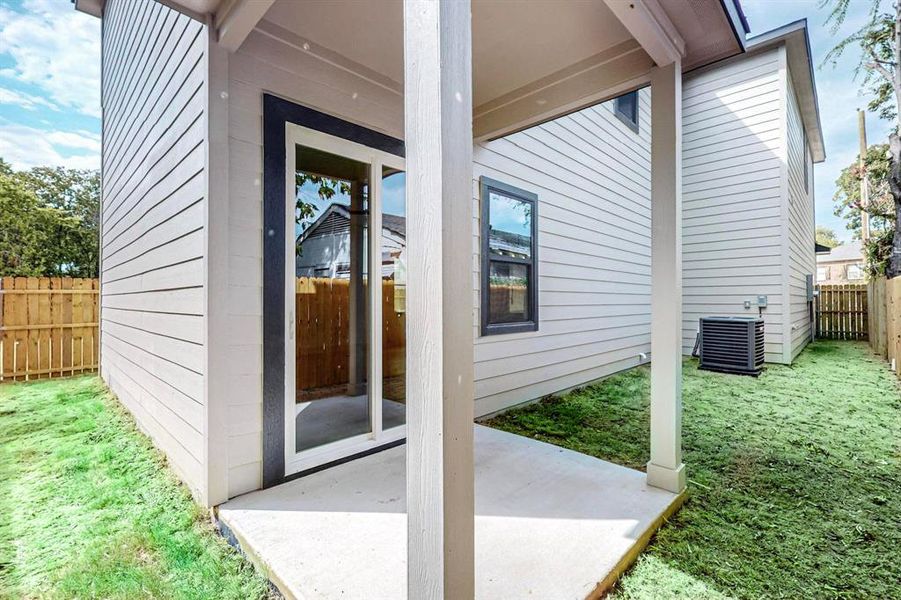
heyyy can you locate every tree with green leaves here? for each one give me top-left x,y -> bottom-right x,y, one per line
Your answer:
822,0 -> 901,276
0,158 -> 100,278
815,225 -> 840,248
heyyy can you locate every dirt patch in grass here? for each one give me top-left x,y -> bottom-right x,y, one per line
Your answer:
0,376 -> 271,599
487,341 -> 901,599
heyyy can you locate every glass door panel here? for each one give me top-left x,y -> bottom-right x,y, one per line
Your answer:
293,144 -> 371,453
381,168 -> 406,431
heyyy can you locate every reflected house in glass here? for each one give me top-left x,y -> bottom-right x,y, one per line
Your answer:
295,204 -> 407,280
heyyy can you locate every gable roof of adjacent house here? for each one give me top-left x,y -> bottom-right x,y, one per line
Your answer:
745,19 -> 826,163
816,241 -> 864,264
297,203 -> 407,245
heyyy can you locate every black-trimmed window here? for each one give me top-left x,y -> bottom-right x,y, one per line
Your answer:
480,177 -> 538,336
614,91 -> 639,132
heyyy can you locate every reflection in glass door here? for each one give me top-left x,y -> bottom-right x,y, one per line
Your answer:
284,125 -> 406,475
380,168 -> 406,431
292,145 -> 371,453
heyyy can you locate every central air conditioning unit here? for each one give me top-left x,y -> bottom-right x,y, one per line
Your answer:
698,316 -> 765,376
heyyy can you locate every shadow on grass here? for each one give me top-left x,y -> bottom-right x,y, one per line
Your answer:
487,341 -> 901,599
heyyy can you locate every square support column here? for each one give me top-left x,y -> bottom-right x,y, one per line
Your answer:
403,0 -> 475,598
648,61 -> 686,494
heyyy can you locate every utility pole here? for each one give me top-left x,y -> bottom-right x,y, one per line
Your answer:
859,109 -> 871,242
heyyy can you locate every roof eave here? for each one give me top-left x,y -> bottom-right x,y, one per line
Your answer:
73,0 -> 103,17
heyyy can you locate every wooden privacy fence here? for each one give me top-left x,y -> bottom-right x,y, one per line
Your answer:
867,276 -> 901,378
815,284 -> 868,340
295,277 -> 406,393
0,277 -> 99,382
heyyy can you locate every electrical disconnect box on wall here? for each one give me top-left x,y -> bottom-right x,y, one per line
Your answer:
744,296 -> 768,310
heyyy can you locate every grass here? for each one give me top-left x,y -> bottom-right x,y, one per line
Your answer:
486,341 -> 901,599
0,376 -> 270,599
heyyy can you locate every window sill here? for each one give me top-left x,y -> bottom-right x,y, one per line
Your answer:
482,321 -> 539,337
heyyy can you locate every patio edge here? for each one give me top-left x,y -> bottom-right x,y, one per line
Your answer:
586,489 -> 688,599
212,507 -> 292,600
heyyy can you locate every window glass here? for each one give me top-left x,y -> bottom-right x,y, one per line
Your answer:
293,145 -> 371,453
381,167 -> 406,430
488,262 -> 530,324
480,177 -> 538,335
614,91 -> 639,129
488,191 -> 532,259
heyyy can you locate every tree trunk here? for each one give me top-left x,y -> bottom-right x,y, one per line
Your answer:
888,133 -> 901,278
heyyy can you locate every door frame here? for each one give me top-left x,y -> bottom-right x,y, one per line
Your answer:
261,94 -> 405,488
283,124 -> 406,476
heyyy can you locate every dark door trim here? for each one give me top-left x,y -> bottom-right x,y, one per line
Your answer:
262,94 -> 404,488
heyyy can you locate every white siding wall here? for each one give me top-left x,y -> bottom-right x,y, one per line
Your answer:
223,23 -> 654,496
681,48 -> 789,363
785,73 -> 815,359
472,94 -> 652,416
99,0 -> 208,497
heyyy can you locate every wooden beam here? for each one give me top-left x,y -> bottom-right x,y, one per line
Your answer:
403,0 -> 475,597
603,0 -> 684,67
647,61 -> 686,494
216,0 -> 275,52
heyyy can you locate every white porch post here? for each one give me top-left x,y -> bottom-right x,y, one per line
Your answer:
648,61 -> 686,494
403,0 -> 475,598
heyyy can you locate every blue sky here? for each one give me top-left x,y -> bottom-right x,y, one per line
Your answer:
0,0 -> 887,243
0,0 -> 101,170
740,0 -> 890,243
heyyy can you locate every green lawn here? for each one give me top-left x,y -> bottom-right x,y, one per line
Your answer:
487,341 -> 901,599
0,376 -> 270,599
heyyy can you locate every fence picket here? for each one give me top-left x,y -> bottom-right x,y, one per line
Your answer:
816,283 -> 868,341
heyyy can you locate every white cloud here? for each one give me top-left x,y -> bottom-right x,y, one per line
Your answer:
0,0 -> 100,118
0,87 -> 61,111
0,124 -> 100,170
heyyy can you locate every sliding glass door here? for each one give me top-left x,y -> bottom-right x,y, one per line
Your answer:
284,125 -> 405,475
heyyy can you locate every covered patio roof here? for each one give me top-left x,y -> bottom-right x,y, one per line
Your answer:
78,0 -> 746,139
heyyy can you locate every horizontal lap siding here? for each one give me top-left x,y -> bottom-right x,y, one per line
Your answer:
473,92 -> 652,416
100,0 -> 207,497
681,49 -> 787,363
786,75 -> 815,358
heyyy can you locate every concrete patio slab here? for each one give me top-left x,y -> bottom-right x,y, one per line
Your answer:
217,425 -> 682,600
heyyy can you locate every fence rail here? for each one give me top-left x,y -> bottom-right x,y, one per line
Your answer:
815,284 -> 868,340
0,277 -> 99,382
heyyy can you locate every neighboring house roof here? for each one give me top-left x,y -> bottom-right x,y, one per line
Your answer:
814,242 -> 832,255
745,20 -> 825,163
297,203 -> 406,244
816,241 -> 863,264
